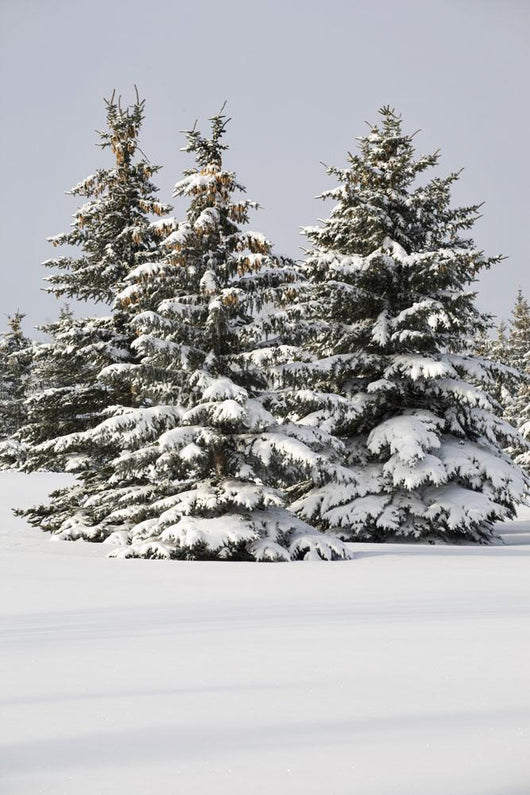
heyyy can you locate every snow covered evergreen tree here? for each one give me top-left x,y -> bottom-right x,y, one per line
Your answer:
17,91 -> 173,527
17,92 -> 171,474
272,107 -> 527,543
474,320 -> 515,411
16,307 -> 129,471
474,319 -> 507,365
508,291 -> 530,365
21,110 -> 350,561
503,290 -> 530,466
477,292 -> 530,468
0,312 -> 32,467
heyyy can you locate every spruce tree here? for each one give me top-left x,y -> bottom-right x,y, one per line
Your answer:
273,107 -> 527,543
474,319 -> 514,411
17,91 -> 171,468
17,307 -> 129,471
0,312 -> 32,467
22,110 -> 350,561
17,91 -> 172,526
504,290 -> 530,466
474,319 -> 508,366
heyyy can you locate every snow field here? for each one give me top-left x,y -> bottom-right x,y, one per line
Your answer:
1,472 -> 530,795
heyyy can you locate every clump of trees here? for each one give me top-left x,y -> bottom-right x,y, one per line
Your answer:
2,94 -> 527,559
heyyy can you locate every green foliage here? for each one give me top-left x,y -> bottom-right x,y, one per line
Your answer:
44,90 -> 172,304
20,108 -> 350,562
15,101 -> 527,554
270,107 -> 527,543
17,307 -> 128,471
0,312 -> 32,467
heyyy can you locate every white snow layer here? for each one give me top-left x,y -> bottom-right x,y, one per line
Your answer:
1,471 -> 530,795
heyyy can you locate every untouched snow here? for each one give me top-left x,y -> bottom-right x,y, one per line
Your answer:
1,472 -> 530,795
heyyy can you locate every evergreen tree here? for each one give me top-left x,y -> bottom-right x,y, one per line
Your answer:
17,91 -> 173,529
474,319 -> 507,364
271,107 -> 527,543
505,290 -> 530,373
0,312 -> 32,467
20,110 -> 350,561
504,290 -> 530,465
474,319 -> 513,410
17,307 -> 129,471
17,91 -> 172,476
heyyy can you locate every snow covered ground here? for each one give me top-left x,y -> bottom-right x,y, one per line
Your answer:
1,472 -> 530,795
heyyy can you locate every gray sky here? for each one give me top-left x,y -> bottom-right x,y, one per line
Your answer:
0,0 -> 529,334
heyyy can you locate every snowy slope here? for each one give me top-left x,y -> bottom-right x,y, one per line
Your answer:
1,471 -> 530,795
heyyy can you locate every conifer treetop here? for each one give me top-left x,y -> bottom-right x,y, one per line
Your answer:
307,106 -> 489,259
44,90 -> 172,304
180,103 -> 230,167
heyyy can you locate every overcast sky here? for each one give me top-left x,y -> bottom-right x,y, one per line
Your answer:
0,0 -> 528,334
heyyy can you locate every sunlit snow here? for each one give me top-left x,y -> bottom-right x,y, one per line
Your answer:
1,471 -> 530,795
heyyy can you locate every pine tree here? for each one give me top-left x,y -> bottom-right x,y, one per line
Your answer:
474,319 -> 513,410
22,110 -> 350,562
17,91 -> 172,526
479,292 -> 530,467
272,107 -> 527,543
17,92 -> 171,471
505,291 -> 530,373
474,319 -> 507,364
504,290 -> 530,466
0,312 -> 32,467
16,306 -> 129,471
